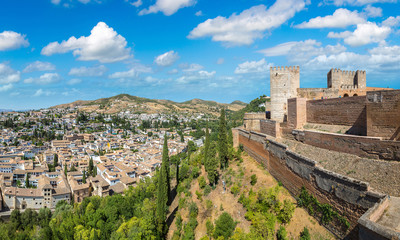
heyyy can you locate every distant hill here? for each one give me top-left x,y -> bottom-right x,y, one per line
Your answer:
51,94 -> 246,116
0,109 -> 13,112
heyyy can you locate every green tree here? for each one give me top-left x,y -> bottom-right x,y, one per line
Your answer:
82,170 -> 86,184
213,212 -> 236,240
156,166 -> 168,239
25,173 -> 30,188
162,135 -> 171,199
300,227 -> 311,240
54,154 -> 59,167
276,226 -> 288,240
64,164 -> 67,177
89,157 -> 94,176
204,121 -> 210,167
218,108 -> 229,169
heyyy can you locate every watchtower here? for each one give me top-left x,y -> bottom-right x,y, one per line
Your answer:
270,66 -> 300,122
327,68 -> 366,90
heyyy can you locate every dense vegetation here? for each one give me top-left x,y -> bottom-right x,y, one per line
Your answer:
228,95 -> 267,126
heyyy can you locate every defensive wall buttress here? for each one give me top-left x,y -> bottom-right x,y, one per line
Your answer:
237,66 -> 400,239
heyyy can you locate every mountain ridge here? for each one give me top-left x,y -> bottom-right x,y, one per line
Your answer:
50,94 -> 247,116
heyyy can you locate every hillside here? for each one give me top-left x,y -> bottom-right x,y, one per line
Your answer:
51,94 -> 246,116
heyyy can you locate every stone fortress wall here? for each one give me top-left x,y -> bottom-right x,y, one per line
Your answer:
240,66 -> 400,239
233,128 -> 387,239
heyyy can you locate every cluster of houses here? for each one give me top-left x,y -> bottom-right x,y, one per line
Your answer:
0,108 -> 203,211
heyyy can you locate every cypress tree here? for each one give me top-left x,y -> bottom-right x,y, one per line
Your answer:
25,173 -> 30,188
53,154 -> 58,167
89,157 -> 94,175
82,170 -> 86,184
204,121 -> 210,169
156,161 -> 168,239
64,164 -> 67,177
218,108 -> 229,169
162,135 -> 170,199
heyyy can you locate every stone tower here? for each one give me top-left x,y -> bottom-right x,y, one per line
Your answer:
270,66 -> 300,122
327,68 -> 366,89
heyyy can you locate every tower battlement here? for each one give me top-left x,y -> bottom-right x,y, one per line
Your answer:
327,68 -> 366,89
270,66 -> 300,73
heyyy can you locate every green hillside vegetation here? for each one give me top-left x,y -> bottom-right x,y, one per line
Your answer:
228,95 -> 268,125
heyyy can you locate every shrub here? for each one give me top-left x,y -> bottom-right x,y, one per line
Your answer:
198,176 -> 206,189
230,184 -> 240,196
189,202 -> 199,218
196,190 -> 203,201
250,174 -> 257,186
213,212 -> 237,239
278,200 -> 295,224
191,166 -> 200,179
300,227 -> 311,240
206,219 -> 214,237
204,185 -> 211,196
276,226 -> 288,240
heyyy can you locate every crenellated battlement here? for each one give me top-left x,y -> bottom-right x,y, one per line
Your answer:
328,68 -> 366,90
270,66 -> 300,73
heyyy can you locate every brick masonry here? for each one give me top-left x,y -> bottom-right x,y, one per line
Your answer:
260,119 -> 280,138
287,98 -> 307,129
306,96 -> 367,135
367,90 -> 400,140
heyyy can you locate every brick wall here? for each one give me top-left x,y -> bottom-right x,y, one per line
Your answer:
306,96 -> 367,135
260,119 -> 280,138
287,98 -> 307,129
367,90 -> 400,140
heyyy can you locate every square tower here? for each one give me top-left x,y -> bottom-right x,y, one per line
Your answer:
270,66 -> 300,122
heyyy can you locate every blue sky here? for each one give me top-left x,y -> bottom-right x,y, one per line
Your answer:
0,0 -> 399,110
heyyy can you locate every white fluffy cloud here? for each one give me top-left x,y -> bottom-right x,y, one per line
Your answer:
23,61 -> 56,73
41,22 -> 131,63
177,70 -> 216,84
328,22 -> 391,46
33,89 -> 54,97
0,31 -> 29,51
259,40 -> 346,63
234,58 -> 271,74
0,84 -> 13,92
182,63 -> 204,72
126,0 -> 142,7
295,9 -> 365,28
67,78 -> 82,85
0,63 -> 20,85
69,65 -> 107,77
363,5 -> 382,17
24,73 -> 61,85
139,0 -> 196,16
382,16 -> 400,27
154,51 -> 180,66
323,0 -> 397,6
109,64 -> 152,79
188,0 -> 307,46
